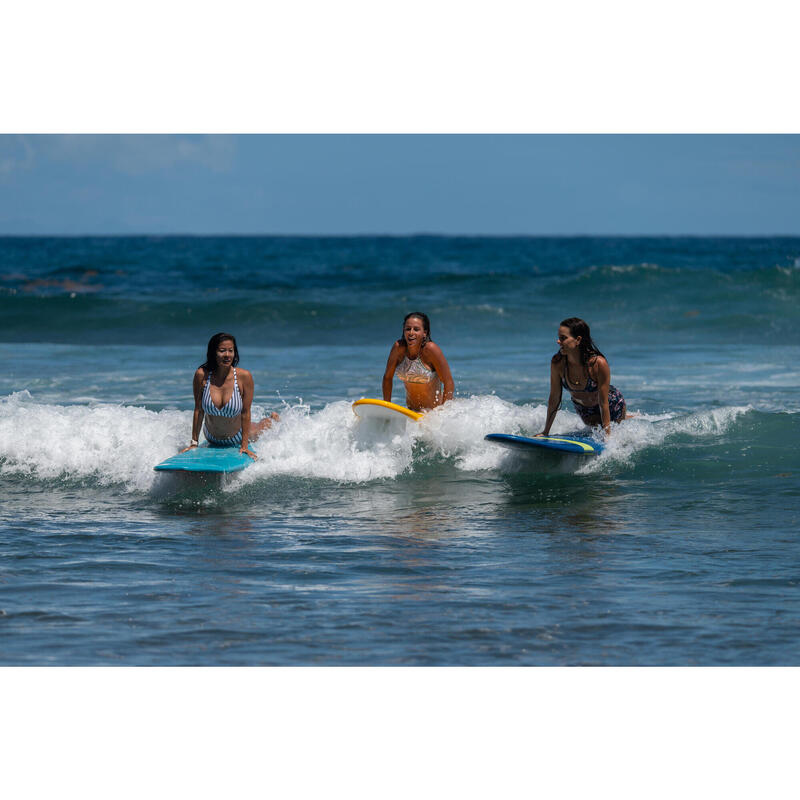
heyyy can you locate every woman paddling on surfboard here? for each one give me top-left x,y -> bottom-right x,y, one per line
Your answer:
538,317 -> 627,437
382,312 -> 455,412
181,332 -> 279,459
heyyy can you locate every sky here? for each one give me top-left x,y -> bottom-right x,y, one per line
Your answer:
1,134 -> 799,236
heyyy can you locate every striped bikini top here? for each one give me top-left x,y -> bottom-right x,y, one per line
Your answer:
202,369 -> 243,417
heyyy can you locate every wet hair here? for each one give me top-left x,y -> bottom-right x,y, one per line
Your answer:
399,312 -> 432,347
559,317 -> 605,366
200,332 -> 240,373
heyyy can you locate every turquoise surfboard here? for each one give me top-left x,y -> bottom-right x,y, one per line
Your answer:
484,433 -> 604,455
154,445 -> 254,474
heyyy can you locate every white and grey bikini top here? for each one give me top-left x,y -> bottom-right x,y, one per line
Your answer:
396,355 -> 437,385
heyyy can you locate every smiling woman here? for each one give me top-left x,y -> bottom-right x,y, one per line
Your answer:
183,332 -> 279,459
382,312 -> 455,412
539,317 -> 627,437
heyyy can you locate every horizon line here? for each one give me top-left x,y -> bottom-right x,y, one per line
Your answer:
1,232 -> 799,239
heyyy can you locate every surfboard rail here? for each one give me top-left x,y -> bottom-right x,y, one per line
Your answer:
352,398 -> 424,422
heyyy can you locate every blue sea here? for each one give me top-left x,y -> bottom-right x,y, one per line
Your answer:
1,235 -> 799,665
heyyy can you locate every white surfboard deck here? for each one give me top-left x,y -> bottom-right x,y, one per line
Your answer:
352,398 -> 424,423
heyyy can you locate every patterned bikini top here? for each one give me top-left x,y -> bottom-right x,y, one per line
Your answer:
561,367 -> 598,394
396,354 -> 438,385
560,360 -> 601,406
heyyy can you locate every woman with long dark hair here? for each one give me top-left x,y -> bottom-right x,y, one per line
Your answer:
182,332 -> 279,459
539,317 -> 627,436
382,312 -> 455,412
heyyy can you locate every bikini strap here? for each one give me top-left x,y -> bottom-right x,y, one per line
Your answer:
586,356 -> 600,383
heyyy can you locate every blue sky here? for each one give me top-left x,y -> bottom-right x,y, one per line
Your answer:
1,134 -> 798,235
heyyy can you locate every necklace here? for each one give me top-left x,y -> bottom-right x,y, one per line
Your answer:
565,360 -> 585,387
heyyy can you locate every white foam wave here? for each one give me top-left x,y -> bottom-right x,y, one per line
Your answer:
0,390 -> 186,492
0,391 -> 755,491
579,263 -> 671,278
577,404 -> 752,473
239,400 -> 415,483
414,394 -> 550,471
241,394 -> 599,481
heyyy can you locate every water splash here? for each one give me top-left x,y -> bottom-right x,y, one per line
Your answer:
0,390 -> 762,493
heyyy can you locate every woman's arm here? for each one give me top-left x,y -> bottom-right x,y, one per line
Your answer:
422,342 -> 454,402
592,357 -> 612,435
238,369 -> 256,457
382,342 -> 403,402
181,369 -> 206,452
538,356 -> 563,436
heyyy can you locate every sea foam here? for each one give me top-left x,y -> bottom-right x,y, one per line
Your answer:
0,390 -> 756,492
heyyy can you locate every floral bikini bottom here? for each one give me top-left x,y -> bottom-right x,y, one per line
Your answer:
571,385 -> 626,424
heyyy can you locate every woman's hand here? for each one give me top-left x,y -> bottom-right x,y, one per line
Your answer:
178,443 -> 198,453
240,446 -> 257,460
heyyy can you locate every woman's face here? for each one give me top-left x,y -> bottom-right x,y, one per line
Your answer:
403,317 -> 427,348
557,326 -> 581,356
215,339 -> 236,367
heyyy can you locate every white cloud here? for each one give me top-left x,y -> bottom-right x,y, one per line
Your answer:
0,135 -> 35,176
15,134 -> 237,175
110,135 -> 237,174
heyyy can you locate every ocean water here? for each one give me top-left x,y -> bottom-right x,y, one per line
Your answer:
1,236 -> 799,665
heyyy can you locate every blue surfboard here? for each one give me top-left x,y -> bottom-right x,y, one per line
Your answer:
484,433 -> 604,455
154,445 -> 255,474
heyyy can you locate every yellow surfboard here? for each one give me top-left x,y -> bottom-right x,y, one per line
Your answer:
352,398 -> 424,422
